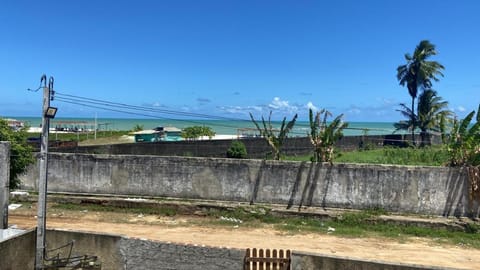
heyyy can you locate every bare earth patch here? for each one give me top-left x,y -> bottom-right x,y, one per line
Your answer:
8,207 -> 480,270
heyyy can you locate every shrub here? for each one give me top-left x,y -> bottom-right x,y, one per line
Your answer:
227,140 -> 247,159
0,119 -> 34,189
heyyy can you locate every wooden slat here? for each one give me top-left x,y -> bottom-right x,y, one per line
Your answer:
272,249 -> 278,269
265,249 -> 271,270
244,248 -> 251,270
285,250 -> 291,270
244,248 -> 291,270
259,249 -> 264,270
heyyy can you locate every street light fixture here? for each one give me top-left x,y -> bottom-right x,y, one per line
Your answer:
45,107 -> 57,118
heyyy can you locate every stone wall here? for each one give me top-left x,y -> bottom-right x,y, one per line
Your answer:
0,142 -> 10,229
20,153 -> 477,217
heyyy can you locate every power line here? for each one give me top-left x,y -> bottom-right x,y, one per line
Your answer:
55,92 -> 249,121
52,91 -> 395,136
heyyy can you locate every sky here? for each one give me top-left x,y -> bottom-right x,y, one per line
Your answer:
1,0 -> 479,122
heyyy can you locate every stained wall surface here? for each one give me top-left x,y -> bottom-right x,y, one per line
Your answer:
20,153 -> 476,217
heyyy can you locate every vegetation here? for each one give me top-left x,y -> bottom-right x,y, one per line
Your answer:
335,146 -> 448,166
181,126 -> 215,140
132,124 -> 144,132
29,130 -> 131,143
44,201 -> 480,249
395,89 -> 452,146
397,40 -> 445,146
447,105 -> 480,215
249,111 -> 297,160
0,119 -> 34,189
447,105 -> 480,167
226,140 -> 247,159
308,108 -> 348,163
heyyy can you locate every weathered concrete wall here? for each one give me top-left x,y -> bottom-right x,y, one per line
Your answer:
56,135 -> 430,158
1,230 -> 460,270
0,229 -> 36,270
0,142 -> 10,229
292,251 -> 458,270
0,229 -> 243,270
20,153 -> 474,216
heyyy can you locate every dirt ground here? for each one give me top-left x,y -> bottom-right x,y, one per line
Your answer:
8,206 -> 480,270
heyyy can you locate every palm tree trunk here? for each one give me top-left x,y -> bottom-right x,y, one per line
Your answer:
411,97 -> 416,146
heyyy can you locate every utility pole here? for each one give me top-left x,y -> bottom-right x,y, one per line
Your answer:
35,75 -> 56,270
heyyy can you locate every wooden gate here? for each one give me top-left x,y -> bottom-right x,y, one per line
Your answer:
244,248 -> 291,270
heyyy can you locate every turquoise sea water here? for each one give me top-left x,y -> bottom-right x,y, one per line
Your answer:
8,116 -> 399,136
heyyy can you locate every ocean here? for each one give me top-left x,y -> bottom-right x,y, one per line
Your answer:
8,116 -> 399,136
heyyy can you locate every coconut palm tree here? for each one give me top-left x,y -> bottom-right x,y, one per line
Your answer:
416,89 -> 452,146
395,89 -> 452,146
397,40 -> 445,145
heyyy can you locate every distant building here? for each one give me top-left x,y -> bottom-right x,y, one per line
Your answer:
161,126 -> 182,141
132,130 -> 162,142
4,119 -> 25,131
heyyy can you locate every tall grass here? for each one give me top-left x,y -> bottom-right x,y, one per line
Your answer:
335,146 -> 449,166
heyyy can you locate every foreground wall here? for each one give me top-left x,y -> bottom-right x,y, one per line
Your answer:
0,229 -> 36,270
0,229 -> 459,270
0,142 -> 10,229
20,153 -> 477,217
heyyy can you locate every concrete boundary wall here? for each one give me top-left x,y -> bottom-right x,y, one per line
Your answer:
0,142 -> 10,229
0,229 -> 460,270
20,153 -> 478,217
0,229 -> 36,270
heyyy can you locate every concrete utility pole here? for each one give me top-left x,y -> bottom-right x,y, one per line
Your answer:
35,75 -> 56,270
0,142 -> 10,230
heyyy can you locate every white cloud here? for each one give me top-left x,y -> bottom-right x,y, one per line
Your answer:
306,101 -> 318,111
456,106 -> 466,112
268,97 -> 298,113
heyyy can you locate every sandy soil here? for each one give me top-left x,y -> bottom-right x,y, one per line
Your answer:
8,208 -> 480,270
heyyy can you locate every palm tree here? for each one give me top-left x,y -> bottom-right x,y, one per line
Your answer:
397,40 -> 445,145
394,89 -> 452,146
416,89 -> 452,146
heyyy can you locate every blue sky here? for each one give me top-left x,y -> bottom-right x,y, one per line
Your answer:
1,0 -> 479,122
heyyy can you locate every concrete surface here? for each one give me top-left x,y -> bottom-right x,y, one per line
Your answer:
0,142 -> 10,229
0,229 -> 462,270
20,153 -> 477,217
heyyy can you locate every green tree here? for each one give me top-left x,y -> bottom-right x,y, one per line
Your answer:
226,140 -> 247,159
447,105 -> 480,167
416,89 -> 452,146
181,126 -> 215,140
395,89 -> 452,146
308,109 -> 348,163
249,111 -> 297,160
447,105 -> 480,217
132,124 -> 144,132
397,40 -> 445,145
0,119 -> 34,189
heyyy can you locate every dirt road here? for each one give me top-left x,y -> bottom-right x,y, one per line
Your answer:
8,209 -> 480,270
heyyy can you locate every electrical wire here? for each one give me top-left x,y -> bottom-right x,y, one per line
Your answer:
53,91 -> 395,136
